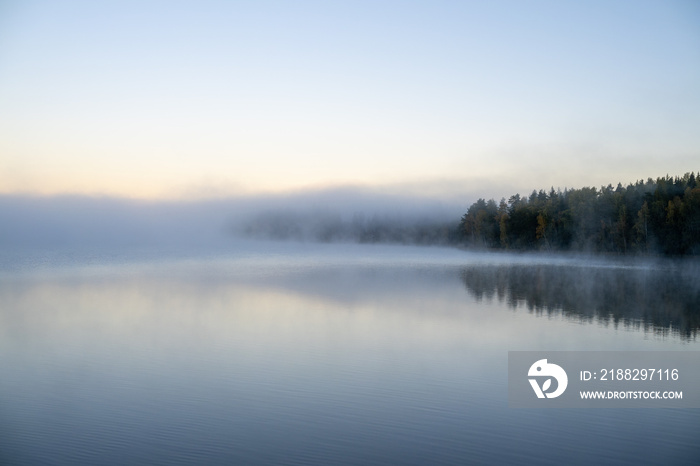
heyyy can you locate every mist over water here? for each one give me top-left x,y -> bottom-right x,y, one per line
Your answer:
1,194 -> 699,465
0,189 -> 463,251
1,243 -> 699,465
2,0 -> 699,461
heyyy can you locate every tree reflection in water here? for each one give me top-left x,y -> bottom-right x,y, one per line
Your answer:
460,264 -> 700,340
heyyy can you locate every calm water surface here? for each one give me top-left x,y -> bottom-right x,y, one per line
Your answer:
1,241 -> 699,465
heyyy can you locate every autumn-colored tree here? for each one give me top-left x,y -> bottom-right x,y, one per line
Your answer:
457,172 -> 699,255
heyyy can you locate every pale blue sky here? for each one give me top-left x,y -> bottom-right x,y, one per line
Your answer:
0,0 -> 698,199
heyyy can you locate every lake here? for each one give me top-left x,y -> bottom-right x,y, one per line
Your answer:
1,241 -> 698,465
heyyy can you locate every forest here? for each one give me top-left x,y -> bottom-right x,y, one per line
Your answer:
457,173 -> 700,256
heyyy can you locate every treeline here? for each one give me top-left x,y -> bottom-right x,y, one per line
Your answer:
243,211 -> 455,245
457,173 -> 700,255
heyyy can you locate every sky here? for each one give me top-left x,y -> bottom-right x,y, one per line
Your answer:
0,0 -> 698,201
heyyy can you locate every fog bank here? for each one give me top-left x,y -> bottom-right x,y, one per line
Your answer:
0,188 -> 466,250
